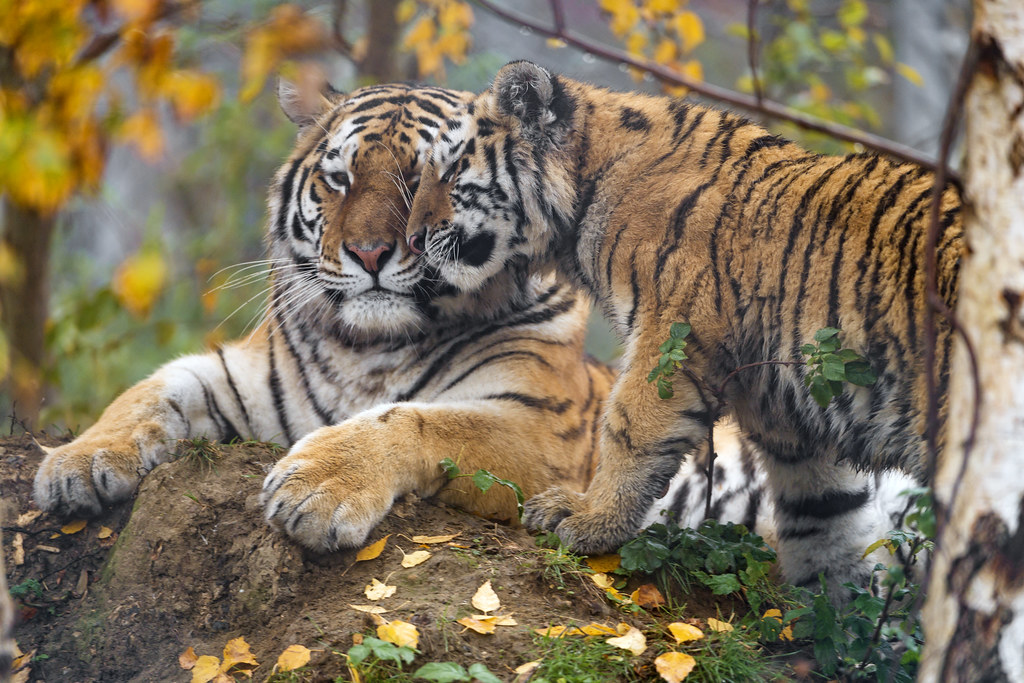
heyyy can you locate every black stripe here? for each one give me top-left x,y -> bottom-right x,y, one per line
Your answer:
486,392 -> 572,414
267,330 -> 295,444
777,486 -> 871,519
217,348 -> 254,437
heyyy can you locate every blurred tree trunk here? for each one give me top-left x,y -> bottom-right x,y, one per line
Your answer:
362,0 -> 402,83
0,199 -> 55,428
919,1 -> 1024,680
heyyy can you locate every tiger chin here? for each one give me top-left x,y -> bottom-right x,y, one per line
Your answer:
407,60 -> 956,595
33,79 -> 625,553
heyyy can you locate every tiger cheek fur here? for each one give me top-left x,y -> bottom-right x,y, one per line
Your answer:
409,60 -> 962,596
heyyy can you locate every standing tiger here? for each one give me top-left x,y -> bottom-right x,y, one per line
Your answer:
31,79 -> 772,553
406,61 -> 959,594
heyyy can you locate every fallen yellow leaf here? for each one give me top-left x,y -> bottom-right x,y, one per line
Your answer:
377,620 -> 420,649
356,535 -> 391,561
591,573 -> 615,589
191,655 -> 222,683
472,614 -> 516,626
471,580 -> 501,613
630,583 -> 666,609
97,526 -> 114,539
179,646 -> 198,670
584,554 -> 621,573
457,616 -> 496,634
655,651 -> 697,682
514,660 -> 542,675
364,578 -> 397,601
411,533 -> 458,544
668,622 -> 704,643
400,549 -> 432,568
221,636 -> 259,673
606,625 -> 646,656
578,623 -> 619,637
762,608 -> 782,621
780,624 -> 794,641
707,618 -> 733,632
534,625 -> 572,638
15,510 -> 42,526
61,520 -> 87,534
349,604 -> 388,614
274,644 -> 311,672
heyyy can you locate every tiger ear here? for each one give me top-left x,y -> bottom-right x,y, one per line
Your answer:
493,60 -> 573,144
277,77 -> 343,130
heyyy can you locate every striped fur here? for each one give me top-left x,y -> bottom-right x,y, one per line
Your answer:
406,61 -> 959,593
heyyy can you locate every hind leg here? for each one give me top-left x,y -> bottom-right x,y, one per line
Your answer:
761,452 -> 888,600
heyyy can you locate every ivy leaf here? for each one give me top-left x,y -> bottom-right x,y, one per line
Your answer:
413,662 -> 469,683
467,662 -> 503,683
471,469 -> 495,493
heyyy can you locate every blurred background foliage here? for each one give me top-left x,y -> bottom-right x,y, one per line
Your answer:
0,0 -> 968,430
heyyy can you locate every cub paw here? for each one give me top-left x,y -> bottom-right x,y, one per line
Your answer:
261,443 -> 393,552
34,441 -> 147,518
522,486 -> 584,532
552,509 -> 638,556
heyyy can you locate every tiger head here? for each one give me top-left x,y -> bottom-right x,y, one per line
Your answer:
267,80 -> 474,343
406,61 -> 579,293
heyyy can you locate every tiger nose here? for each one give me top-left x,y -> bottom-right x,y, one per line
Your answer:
408,228 -> 426,255
346,242 -> 392,273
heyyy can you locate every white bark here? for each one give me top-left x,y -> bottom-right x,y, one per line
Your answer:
920,2 -> 1024,680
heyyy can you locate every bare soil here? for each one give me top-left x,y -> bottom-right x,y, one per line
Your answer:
2,435 -> 663,682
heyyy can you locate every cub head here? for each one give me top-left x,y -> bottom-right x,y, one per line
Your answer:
406,61 -> 579,293
267,79 -> 471,342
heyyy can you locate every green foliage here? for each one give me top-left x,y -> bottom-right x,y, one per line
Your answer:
9,578 -> 43,600
344,637 -> 500,683
679,627 -> 784,683
647,322 -> 691,399
529,634 -> 637,683
439,457 -> 525,519
177,436 -> 221,471
413,661 -> 501,683
619,519 -> 778,611
801,327 -> 877,407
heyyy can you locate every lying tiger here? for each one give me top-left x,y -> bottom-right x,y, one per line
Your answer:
33,79 -> 780,553
406,61 -> 955,594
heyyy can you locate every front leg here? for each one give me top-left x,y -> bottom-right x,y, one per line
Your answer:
262,399 -> 589,551
34,342 -> 269,517
523,341 -> 714,554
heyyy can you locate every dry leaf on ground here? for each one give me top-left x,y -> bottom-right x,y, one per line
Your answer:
350,604 -> 388,614
707,618 -> 733,632
274,644 -> 311,672
12,533 -> 24,565
97,526 -> 114,539
606,625 -> 647,656
514,660 -> 542,676
400,549 -> 432,567
630,583 -> 666,609
221,636 -> 259,670
584,554 -> 621,573
377,620 -> 420,649
364,578 -> 396,601
457,616 -> 496,635
60,519 -> 87,534
655,651 -> 697,682
471,580 -> 501,613
355,535 -> 391,561
668,622 -> 705,643
410,533 -> 458,544
15,510 -> 42,526
190,655 -> 222,683
179,646 -> 199,670
590,573 -> 614,589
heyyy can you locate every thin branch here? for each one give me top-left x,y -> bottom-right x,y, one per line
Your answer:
75,1 -> 187,66
747,0 -> 764,106
331,0 -> 356,60
472,0 -> 949,174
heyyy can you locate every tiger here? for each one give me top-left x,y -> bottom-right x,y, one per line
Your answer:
405,60 -> 958,595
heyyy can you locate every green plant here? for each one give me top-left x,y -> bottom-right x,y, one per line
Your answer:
177,436 -> 221,471
413,661 -> 501,683
529,633 -> 637,683
647,322 -> 691,399
439,457 -> 525,519
800,327 -> 877,407
345,636 -> 417,682
619,519 -> 779,612
678,627 -> 785,683
9,578 -> 43,600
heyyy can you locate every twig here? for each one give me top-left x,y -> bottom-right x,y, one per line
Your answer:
472,0 -> 949,175
747,0 -> 764,106
331,0 -> 356,59
75,0 -> 187,66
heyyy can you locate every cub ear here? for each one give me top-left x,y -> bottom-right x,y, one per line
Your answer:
277,77 -> 343,130
493,60 -> 573,143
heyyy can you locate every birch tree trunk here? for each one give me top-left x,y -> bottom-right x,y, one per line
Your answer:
919,2 -> 1024,680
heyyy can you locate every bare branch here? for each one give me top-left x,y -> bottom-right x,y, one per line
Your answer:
473,0 -> 949,174
747,0 -> 763,105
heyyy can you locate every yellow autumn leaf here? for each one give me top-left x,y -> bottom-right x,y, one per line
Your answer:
546,37 -> 567,48
647,0 -> 681,14
411,533 -> 459,544
112,249 -> 167,318
438,1 -> 473,30
400,549 -> 432,568
606,625 -> 647,656
655,651 -> 697,682
473,614 -> 516,626
402,16 -> 436,50
274,644 -> 311,672
395,0 -> 417,24
364,578 -> 396,601
471,580 -> 501,613
591,573 -> 615,589
97,526 -> 113,539
179,646 -> 199,670
630,583 -> 666,609
584,554 -> 621,573
668,622 -> 704,643
762,608 -> 782,621
191,655 -> 222,683
350,604 -> 388,614
356,535 -> 391,561
535,625 -> 572,638
515,661 -> 542,676
457,616 -> 496,635
896,62 -> 924,87
578,623 -> 619,636
625,31 -> 648,57
601,0 -> 640,37
673,11 -> 705,53
221,636 -> 259,671
706,618 -> 733,632
164,70 -> 220,122
61,519 -> 87,534
118,109 -> 164,162
780,624 -> 794,641
654,38 -> 677,65
112,0 -> 161,23
377,620 -> 420,649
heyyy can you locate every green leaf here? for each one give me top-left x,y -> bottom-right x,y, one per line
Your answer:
837,0 -> 867,28
809,375 -> 833,407
657,379 -> 674,400
800,343 -> 817,356
647,367 -> 660,383
844,361 -> 877,386
669,349 -> 687,361
873,34 -> 894,64
439,458 -> 461,478
659,339 -> 674,354
414,661 -> 470,682
670,322 -> 691,339
472,469 -> 495,493
703,572 -> 742,595
347,644 -> 371,665
705,548 -> 734,574
836,348 -> 861,361
467,663 -> 503,683
814,327 -> 841,342
822,358 -> 847,382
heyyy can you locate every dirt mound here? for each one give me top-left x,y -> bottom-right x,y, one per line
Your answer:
3,436 -> 628,682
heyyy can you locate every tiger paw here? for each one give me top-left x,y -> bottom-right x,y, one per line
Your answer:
33,425 -> 167,518
551,509 -> 640,556
261,440 -> 394,552
522,486 -> 585,532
